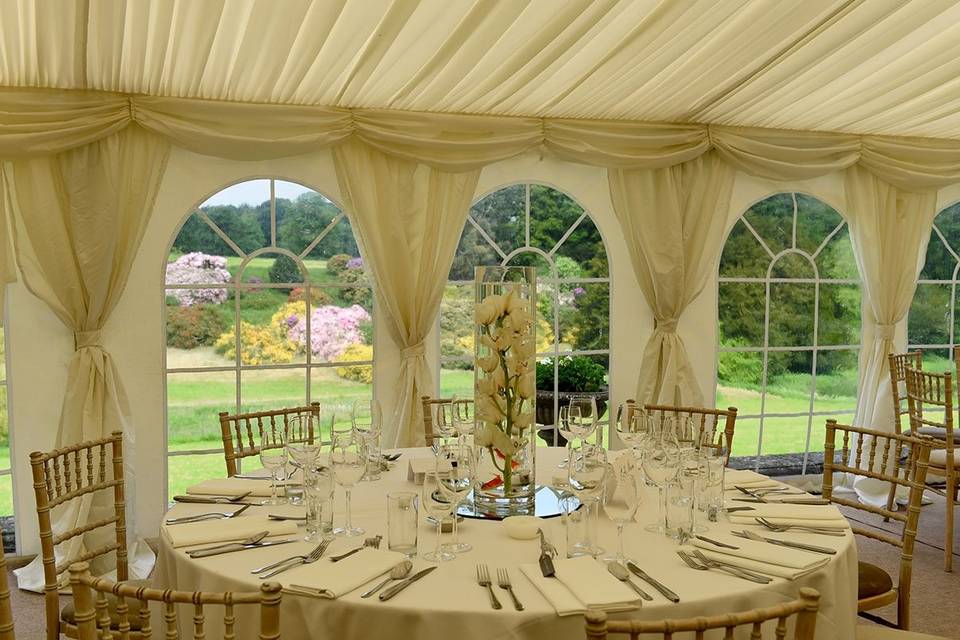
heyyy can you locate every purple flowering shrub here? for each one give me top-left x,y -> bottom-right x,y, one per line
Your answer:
346,257 -> 364,270
165,252 -> 232,306
284,303 -> 372,361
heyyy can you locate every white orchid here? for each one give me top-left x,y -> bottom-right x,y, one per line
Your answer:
518,371 -> 536,399
477,354 -> 499,373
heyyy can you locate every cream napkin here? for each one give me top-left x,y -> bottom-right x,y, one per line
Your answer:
281,549 -> 405,599
186,478 -> 287,498
687,543 -> 830,580
163,515 -> 298,548
727,503 -> 849,529
520,556 -> 639,616
724,469 -> 782,490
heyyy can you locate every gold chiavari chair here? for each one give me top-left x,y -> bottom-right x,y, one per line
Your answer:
30,431 -> 138,640
0,541 -> 14,640
641,402 -> 738,465
219,402 -> 321,477
889,351 -> 922,436
585,587 -> 819,639
421,397 -> 474,446
822,420 -> 932,629
903,365 -> 959,572
69,562 -> 282,640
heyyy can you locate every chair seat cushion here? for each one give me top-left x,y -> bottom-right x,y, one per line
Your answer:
856,625 -> 953,639
903,427 -> 949,440
858,561 -> 894,600
61,579 -> 149,631
928,448 -> 960,467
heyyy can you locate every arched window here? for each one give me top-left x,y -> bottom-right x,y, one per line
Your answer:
164,179 -> 374,499
439,183 -> 610,440
908,202 -> 960,367
717,193 -> 860,472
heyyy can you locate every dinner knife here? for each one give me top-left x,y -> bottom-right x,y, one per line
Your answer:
378,566 -> 438,601
731,531 -> 837,555
187,539 -> 296,558
731,497 -> 831,505
625,562 -> 680,603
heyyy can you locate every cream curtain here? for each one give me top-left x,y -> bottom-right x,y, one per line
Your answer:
844,165 -> 938,505
609,151 -> 735,405
2,125 -> 170,589
332,140 -> 479,447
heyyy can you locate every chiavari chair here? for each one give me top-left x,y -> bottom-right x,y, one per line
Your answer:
641,402 -> 738,465
0,540 -> 14,640
885,351 -> 923,516
420,396 -> 471,446
219,402 -> 321,477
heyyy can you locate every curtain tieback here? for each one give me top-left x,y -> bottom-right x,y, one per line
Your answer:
74,330 -> 102,350
656,318 -> 678,333
876,323 -> 896,341
401,342 -> 426,360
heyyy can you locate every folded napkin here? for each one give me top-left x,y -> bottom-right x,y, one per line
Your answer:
520,556 -> 639,616
281,549 -> 405,599
163,515 -> 298,548
687,542 -> 830,580
186,478 -> 287,498
727,503 -> 849,529
724,469 -> 782,490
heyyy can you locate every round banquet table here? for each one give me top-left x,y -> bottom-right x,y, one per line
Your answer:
155,447 -> 858,640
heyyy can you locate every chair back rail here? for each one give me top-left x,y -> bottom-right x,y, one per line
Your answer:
641,402 -> 738,465
822,419 -> 932,629
584,587 -> 819,639
30,431 -> 127,640
421,396 -> 470,446
888,351 -> 922,435
69,562 -> 282,640
219,402 -> 321,477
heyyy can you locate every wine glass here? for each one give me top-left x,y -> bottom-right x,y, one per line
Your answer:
568,395 -> 599,443
615,403 -> 647,455
421,470 -> 456,562
259,427 -> 288,506
303,463 -> 334,541
352,399 -> 383,481
330,431 -> 367,537
670,451 -> 700,539
557,404 -> 579,467
641,437 -> 679,534
285,413 -> 320,505
567,442 -> 608,557
436,442 -> 475,554
452,399 -> 476,440
603,457 -> 643,563
434,399 -> 457,445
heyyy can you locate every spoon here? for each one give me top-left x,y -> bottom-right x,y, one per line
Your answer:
360,560 -> 413,598
606,562 -> 652,601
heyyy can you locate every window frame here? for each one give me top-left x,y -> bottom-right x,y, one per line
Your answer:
162,177 -> 375,498
715,192 -> 862,473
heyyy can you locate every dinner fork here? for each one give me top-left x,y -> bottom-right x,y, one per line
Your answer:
690,550 -> 772,584
677,551 -> 771,584
165,504 -> 251,525
476,564 -> 502,610
755,517 -> 846,537
496,568 -> 523,611
257,539 -> 331,579
329,535 -> 381,562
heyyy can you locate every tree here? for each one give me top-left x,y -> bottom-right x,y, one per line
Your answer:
174,205 -> 265,255
277,193 -> 359,258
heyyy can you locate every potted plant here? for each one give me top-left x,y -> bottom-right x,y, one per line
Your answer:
535,356 -> 608,446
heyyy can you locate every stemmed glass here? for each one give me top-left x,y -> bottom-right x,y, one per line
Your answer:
641,433 -> 679,534
568,395 -> 599,443
436,442 -> 475,555
557,405 -> 579,467
434,399 -> 457,445
285,413 -> 320,505
615,403 -> 648,457
421,470 -> 456,563
603,456 -> 643,563
451,399 -> 475,443
567,442 -> 608,557
259,428 -> 288,506
330,431 -> 367,537
352,399 -> 383,481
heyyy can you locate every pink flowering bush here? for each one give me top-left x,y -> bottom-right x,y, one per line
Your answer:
286,304 -> 371,361
165,252 -> 232,306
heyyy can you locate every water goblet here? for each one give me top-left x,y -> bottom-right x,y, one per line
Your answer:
331,431 -> 367,537
285,413 -> 320,505
603,455 -> 643,563
615,403 -> 647,456
568,442 -> 608,557
420,471 -> 456,563
352,399 -> 383,480
568,395 -> 598,443
641,438 -> 679,534
436,442 -> 475,554
259,428 -> 288,506
303,463 -> 334,541
557,405 -> 579,467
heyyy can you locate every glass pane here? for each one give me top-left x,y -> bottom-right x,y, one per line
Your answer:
767,348 -> 813,383
818,284 -> 861,346
529,184 -> 585,254
506,251 -> 552,277
167,371 -> 236,453
795,194 -> 843,256
716,351 -> 763,398
931,203 -> 960,259
919,230 -> 957,281
470,185 -> 525,256
760,414 -> 812,456
743,193 -> 795,256
439,364 -> 474,400
769,283 -> 815,346
233,286 -> 299,366
240,369 -> 306,414
909,284 -> 951,346
814,224 -> 859,280
727,418 -> 759,458
299,213 -> 360,264
285,298 -> 373,365
920,349 -> 953,372
0,475 -> 11,521
166,292 -> 232,363
561,282 -> 609,352
166,246 -> 236,287
719,220 -> 770,278
770,252 -> 814,279
440,284 -> 474,363
201,179 -> 271,208
814,349 -> 858,418
168,453 -> 226,502
718,282 -> 765,347
195,182 -> 270,254
449,223 -> 502,281
309,366 -> 372,424
275,184 -> 342,255
551,215 -> 608,278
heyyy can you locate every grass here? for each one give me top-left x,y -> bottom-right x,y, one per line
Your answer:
223,256 -> 335,286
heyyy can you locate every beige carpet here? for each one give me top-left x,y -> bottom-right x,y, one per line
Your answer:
3,491 -> 958,639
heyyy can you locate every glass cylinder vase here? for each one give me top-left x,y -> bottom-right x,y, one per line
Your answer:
473,266 -> 537,515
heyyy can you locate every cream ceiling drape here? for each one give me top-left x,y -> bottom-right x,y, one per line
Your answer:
1,125 -> 169,589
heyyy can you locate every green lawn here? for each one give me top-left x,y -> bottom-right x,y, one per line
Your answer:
224,256 -> 334,286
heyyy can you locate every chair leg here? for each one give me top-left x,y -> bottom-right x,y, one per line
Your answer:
884,481 -> 898,521
946,474 -> 956,572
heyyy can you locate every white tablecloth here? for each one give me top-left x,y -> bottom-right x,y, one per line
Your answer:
155,447 -> 857,640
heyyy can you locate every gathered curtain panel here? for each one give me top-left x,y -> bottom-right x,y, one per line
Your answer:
1,124 -> 169,590
609,151 -> 735,405
333,140 -> 480,447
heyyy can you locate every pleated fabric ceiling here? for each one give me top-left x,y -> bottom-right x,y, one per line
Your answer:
3,0 -> 960,139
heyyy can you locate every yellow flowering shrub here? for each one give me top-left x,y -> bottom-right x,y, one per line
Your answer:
214,321 -> 297,365
335,343 -> 374,383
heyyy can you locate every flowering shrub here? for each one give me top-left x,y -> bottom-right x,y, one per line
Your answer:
326,254 -> 352,275
346,256 -> 364,270
166,305 -> 227,349
287,287 -> 333,306
214,321 -> 296,365
165,252 -> 232,306
339,267 -> 373,308
335,343 -> 374,383
286,304 -> 372,361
